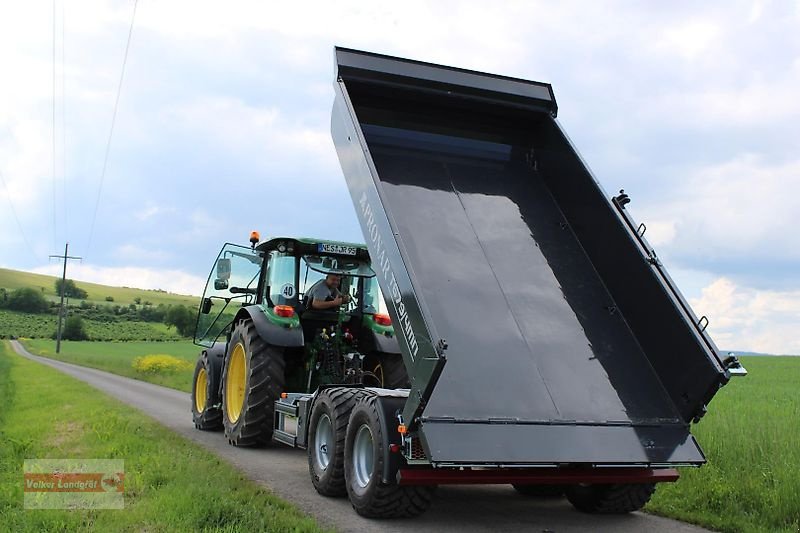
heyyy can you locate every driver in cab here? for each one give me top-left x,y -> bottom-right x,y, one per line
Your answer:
307,273 -> 351,311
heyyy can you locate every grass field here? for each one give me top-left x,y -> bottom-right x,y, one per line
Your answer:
0,309 -> 185,342
21,339 -> 199,392
0,341 -> 326,532
0,267 -> 199,308
20,337 -> 800,532
647,356 -> 800,532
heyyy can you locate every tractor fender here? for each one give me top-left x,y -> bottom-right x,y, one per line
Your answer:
233,306 -> 305,348
359,328 -> 401,354
372,394 -> 407,484
202,343 -> 225,398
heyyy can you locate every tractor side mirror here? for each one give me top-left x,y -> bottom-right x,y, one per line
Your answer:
214,279 -> 229,290
216,258 -> 231,280
201,297 -> 213,314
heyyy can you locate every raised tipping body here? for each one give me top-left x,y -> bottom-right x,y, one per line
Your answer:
332,48 -> 731,467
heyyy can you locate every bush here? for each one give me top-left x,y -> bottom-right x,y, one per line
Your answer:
165,305 -> 196,337
7,288 -> 49,313
60,316 -> 88,341
54,279 -> 88,299
132,354 -> 193,373
105,296 -> 114,302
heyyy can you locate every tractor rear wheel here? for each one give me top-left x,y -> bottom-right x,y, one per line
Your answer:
344,394 -> 435,518
369,354 -> 409,389
308,387 -> 369,497
565,483 -> 656,513
191,350 -> 223,430
221,318 -> 285,447
512,484 -> 565,498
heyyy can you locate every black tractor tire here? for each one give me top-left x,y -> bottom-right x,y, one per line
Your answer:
565,483 -> 656,514
191,350 -> 223,430
344,394 -> 435,518
308,387 -> 369,497
512,484 -> 565,498
370,353 -> 410,389
221,319 -> 285,447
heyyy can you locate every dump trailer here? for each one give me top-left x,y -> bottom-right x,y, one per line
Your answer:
191,48 -> 745,518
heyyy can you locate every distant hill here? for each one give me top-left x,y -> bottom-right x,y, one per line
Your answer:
726,350 -> 799,357
0,268 -> 199,308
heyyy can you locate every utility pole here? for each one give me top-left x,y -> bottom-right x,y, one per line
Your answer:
49,242 -> 82,353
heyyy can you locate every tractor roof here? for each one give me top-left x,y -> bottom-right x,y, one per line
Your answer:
255,237 -> 370,261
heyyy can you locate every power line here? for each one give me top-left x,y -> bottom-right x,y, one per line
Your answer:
85,0 -> 138,258
0,171 -> 39,263
61,0 -> 67,240
52,0 -> 57,251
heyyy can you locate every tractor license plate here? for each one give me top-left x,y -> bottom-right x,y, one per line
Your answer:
318,243 -> 357,256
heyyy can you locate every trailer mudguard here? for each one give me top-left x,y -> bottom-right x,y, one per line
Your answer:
234,306 -> 304,348
331,48 -> 728,467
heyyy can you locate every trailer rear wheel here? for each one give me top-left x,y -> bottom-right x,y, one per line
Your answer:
566,483 -> 656,513
191,351 -> 223,430
512,484 -> 564,498
344,395 -> 435,518
221,319 -> 285,447
308,387 -> 368,496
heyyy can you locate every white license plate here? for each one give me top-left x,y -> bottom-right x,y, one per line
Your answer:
318,243 -> 357,256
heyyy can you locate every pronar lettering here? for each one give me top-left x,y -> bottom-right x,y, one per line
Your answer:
359,191 -> 419,359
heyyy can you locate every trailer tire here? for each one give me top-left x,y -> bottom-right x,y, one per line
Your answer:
308,387 -> 369,497
222,319 -> 285,447
191,350 -> 223,430
566,483 -> 656,513
512,484 -> 564,498
344,395 -> 435,518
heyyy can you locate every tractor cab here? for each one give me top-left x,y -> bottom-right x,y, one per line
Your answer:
193,236 -> 402,393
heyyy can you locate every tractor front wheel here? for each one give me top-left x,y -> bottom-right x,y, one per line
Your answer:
221,318 -> 285,447
191,350 -> 223,430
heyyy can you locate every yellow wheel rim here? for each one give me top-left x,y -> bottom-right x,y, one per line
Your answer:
195,367 -> 208,413
226,343 -> 247,423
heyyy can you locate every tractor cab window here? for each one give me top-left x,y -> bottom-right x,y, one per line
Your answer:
299,255 -> 374,313
265,251 -> 298,307
362,275 -> 389,315
195,243 -> 262,347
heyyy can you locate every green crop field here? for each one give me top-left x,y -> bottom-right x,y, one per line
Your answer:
647,356 -> 800,532
0,309 -> 184,341
0,341 -> 325,532
21,339 -> 199,392
0,267 -> 199,307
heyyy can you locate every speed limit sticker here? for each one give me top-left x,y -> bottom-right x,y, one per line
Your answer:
281,283 -> 296,299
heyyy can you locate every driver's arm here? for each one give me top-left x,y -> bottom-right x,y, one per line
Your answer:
311,296 -> 342,310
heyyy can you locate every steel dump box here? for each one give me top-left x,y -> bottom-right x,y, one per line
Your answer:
331,48 -> 733,468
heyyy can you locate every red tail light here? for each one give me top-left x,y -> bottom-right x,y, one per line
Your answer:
374,313 -> 392,326
274,305 -> 295,318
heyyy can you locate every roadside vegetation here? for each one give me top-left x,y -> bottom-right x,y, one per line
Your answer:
20,340 -> 198,392
647,356 -> 800,532
0,341 -> 326,532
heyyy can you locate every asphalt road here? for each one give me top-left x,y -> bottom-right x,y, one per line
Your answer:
10,341 -> 710,533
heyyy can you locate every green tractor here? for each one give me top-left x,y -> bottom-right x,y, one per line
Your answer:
190,235 -> 407,447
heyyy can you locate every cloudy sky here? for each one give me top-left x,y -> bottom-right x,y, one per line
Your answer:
1,1 -> 798,354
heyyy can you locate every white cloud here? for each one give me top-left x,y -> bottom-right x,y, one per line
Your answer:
690,277 -> 800,355
32,263 -> 204,297
642,154 -> 800,263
